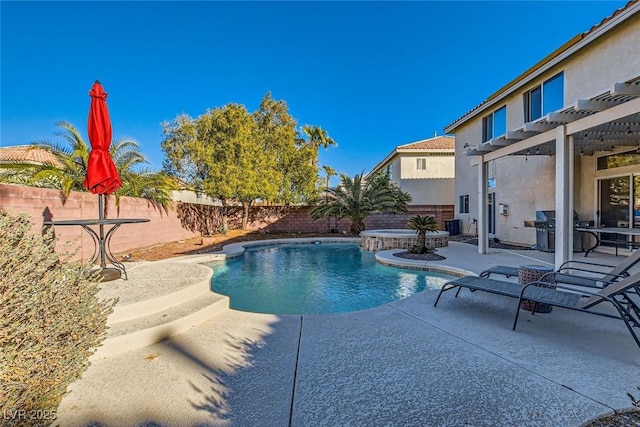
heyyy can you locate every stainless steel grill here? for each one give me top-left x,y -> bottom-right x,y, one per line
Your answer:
534,210 -> 587,252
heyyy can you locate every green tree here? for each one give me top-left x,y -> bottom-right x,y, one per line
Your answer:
202,103 -> 263,231
254,92 -> 317,205
310,171 -> 412,235
406,214 -> 439,254
0,121 -> 174,209
162,93 -> 330,232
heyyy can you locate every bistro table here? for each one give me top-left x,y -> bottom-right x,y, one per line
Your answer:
44,218 -> 149,281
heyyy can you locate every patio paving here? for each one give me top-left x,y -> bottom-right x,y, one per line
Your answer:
55,242 -> 640,426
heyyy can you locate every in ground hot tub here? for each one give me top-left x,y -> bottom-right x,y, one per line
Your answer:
360,229 -> 449,251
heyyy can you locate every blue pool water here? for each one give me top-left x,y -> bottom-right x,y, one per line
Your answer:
207,243 -> 455,314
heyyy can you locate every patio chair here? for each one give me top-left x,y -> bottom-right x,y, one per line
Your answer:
433,272 -> 640,348
479,248 -> 640,288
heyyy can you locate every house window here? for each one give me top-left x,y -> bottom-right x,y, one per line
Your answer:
482,105 -> 506,142
597,150 -> 640,170
525,72 -> 564,122
416,158 -> 427,170
387,164 -> 393,180
459,194 -> 469,214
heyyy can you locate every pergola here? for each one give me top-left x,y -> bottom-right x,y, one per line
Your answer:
464,75 -> 640,269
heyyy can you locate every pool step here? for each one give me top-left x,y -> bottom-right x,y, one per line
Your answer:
93,260 -> 229,359
96,292 -> 229,359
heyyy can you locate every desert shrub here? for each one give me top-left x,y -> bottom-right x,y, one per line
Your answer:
0,210 -> 115,426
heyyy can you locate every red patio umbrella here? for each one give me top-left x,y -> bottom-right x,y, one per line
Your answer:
83,81 -> 122,278
84,80 -> 122,196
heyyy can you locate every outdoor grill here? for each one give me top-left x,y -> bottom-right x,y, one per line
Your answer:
534,210 -> 588,252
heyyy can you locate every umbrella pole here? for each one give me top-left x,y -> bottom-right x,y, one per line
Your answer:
98,194 -> 107,269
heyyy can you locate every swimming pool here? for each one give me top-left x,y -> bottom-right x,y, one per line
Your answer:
207,242 -> 455,314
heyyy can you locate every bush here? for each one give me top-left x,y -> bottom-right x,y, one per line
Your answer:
0,210 -> 115,426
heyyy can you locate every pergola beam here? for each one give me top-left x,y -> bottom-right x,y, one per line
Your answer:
575,99 -> 622,112
524,122 -> 556,133
613,82 -> 640,96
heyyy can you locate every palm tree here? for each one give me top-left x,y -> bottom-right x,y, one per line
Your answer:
322,165 -> 337,192
0,121 -> 175,209
302,125 -> 337,168
406,215 -> 439,254
310,171 -> 412,235
321,165 -> 338,232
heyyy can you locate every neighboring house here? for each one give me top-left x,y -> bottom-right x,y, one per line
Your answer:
368,135 -> 455,206
0,145 -> 63,167
444,1 -> 640,267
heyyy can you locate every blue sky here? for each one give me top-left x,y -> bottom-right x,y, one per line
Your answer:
0,1 -> 628,185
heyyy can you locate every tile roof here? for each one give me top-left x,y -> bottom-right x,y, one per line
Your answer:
397,136 -> 455,150
0,145 -> 63,167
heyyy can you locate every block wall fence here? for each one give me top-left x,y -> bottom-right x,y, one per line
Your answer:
1,184 -> 454,261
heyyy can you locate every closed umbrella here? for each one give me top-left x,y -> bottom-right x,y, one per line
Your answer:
84,81 -> 122,279
84,80 -> 121,195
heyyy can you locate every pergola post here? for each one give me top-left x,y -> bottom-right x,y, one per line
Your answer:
477,157 -> 488,254
555,125 -> 573,269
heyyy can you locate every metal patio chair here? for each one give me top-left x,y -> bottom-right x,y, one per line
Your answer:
479,249 -> 640,289
434,272 -> 640,348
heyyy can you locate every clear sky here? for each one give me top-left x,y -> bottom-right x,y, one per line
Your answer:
0,1 -> 629,186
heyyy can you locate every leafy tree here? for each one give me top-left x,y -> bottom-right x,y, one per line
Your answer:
406,214 -> 439,254
310,171 -> 412,235
162,93 -> 333,232
254,93 -> 317,205
0,121 -> 174,209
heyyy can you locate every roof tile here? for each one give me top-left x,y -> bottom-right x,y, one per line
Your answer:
0,145 -> 63,167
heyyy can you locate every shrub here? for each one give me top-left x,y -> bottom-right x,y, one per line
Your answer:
0,210 -> 115,426
406,215 -> 439,254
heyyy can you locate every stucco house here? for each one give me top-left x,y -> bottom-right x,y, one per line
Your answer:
444,1 -> 640,268
368,135 -> 455,206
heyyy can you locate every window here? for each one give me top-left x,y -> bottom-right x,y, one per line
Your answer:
387,164 -> 393,180
482,105 -> 506,142
525,72 -> 564,122
416,158 -> 427,170
597,150 -> 640,170
459,194 -> 469,214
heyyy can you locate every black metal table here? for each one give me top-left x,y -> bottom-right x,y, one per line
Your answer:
576,227 -> 640,257
44,218 -> 149,280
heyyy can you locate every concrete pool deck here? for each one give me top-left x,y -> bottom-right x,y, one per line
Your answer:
56,240 -> 640,426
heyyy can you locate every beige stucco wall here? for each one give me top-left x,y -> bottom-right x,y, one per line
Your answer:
399,153 -> 454,179
399,178 -> 454,205
452,10 -> 640,245
375,153 -> 454,205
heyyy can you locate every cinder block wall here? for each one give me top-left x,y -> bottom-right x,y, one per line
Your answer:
0,184 -> 196,261
1,184 -> 454,259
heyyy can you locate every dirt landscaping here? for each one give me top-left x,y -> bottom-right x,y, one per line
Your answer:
124,230 -> 354,261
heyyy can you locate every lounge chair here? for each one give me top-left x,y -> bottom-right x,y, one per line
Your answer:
479,249 -> 640,288
434,272 -> 640,348
514,273 -> 640,348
